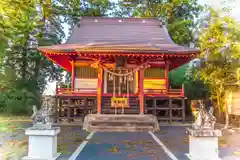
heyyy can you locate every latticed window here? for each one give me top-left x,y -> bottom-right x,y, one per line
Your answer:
75,66 -> 97,78
144,68 -> 165,78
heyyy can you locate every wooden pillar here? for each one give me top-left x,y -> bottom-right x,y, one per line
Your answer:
67,98 -> 71,122
103,71 -> 107,94
84,97 -> 88,119
139,68 -> 144,114
182,98 -> 186,122
181,83 -> 185,97
71,60 -> 75,89
153,99 -> 157,116
169,98 -> 172,123
135,71 -> 139,94
97,67 -> 103,114
165,61 -> 169,91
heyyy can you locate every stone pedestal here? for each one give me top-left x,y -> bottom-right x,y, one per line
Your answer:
186,128 -> 222,160
22,127 -> 61,160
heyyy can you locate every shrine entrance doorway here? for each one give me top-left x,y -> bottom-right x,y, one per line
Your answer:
104,68 -> 136,114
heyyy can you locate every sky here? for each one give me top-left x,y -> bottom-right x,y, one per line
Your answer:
43,0 -> 240,95
199,0 -> 240,20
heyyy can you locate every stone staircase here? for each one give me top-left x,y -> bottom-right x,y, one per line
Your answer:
83,114 -> 160,132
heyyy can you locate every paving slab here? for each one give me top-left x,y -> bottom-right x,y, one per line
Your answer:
75,132 -> 171,160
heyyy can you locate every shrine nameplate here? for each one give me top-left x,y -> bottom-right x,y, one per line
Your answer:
111,98 -> 129,108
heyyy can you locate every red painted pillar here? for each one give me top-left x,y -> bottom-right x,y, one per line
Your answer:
71,60 -> 75,90
97,67 -> 103,114
139,68 -> 144,114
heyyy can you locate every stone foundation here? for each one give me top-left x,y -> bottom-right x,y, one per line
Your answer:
83,114 -> 160,132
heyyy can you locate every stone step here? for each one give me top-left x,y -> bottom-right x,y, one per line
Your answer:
88,126 -> 154,132
89,120 -> 154,127
83,114 -> 160,132
90,116 -> 153,121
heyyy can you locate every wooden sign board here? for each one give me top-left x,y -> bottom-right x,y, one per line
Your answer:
75,78 -> 97,89
228,90 -> 240,115
144,79 -> 166,90
111,98 -> 129,108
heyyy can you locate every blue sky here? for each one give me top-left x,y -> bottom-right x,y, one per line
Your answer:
43,0 -> 239,95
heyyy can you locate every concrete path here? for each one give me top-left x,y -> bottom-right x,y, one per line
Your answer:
71,132 -> 172,160
68,126 -> 240,160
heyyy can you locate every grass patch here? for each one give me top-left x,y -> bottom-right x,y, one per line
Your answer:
0,114 -> 30,123
0,122 -> 25,133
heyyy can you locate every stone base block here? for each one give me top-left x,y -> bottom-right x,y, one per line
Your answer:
188,135 -> 220,160
22,153 -> 61,160
185,153 -> 222,160
22,127 -> 61,160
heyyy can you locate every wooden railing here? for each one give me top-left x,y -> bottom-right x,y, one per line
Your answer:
56,86 -> 185,97
144,88 -> 184,97
56,88 -> 97,96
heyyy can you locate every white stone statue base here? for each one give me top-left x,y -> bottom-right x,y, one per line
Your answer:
186,128 -> 222,160
22,127 -> 61,160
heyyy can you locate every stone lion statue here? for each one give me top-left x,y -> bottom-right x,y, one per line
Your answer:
31,96 -> 56,129
192,100 -> 216,130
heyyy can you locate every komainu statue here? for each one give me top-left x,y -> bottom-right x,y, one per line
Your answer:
31,96 -> 56,129
192,100 -> 216,130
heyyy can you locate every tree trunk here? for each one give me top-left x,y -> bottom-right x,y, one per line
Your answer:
224,92 -> 231,129
224,109 -> 229,129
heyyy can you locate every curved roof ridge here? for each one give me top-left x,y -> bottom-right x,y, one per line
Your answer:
40,16 -> 199,55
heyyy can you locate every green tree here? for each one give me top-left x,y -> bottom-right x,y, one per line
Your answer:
194,9 -> 240,127
0,0 -> 113,114
169,63 -> 209,100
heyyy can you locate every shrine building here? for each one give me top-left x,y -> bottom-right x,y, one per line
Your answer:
39,17 -> 200,131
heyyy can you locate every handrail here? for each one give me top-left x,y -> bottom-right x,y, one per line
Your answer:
56,85 -> 185,97
57,88 -> 97,95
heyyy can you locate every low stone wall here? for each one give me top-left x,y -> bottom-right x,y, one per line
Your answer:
229,114 -> 240,127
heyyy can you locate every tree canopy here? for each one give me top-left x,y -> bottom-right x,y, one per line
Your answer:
185,8 -> 240,126
0,0 -> 113,113
113,0 -> 203,46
